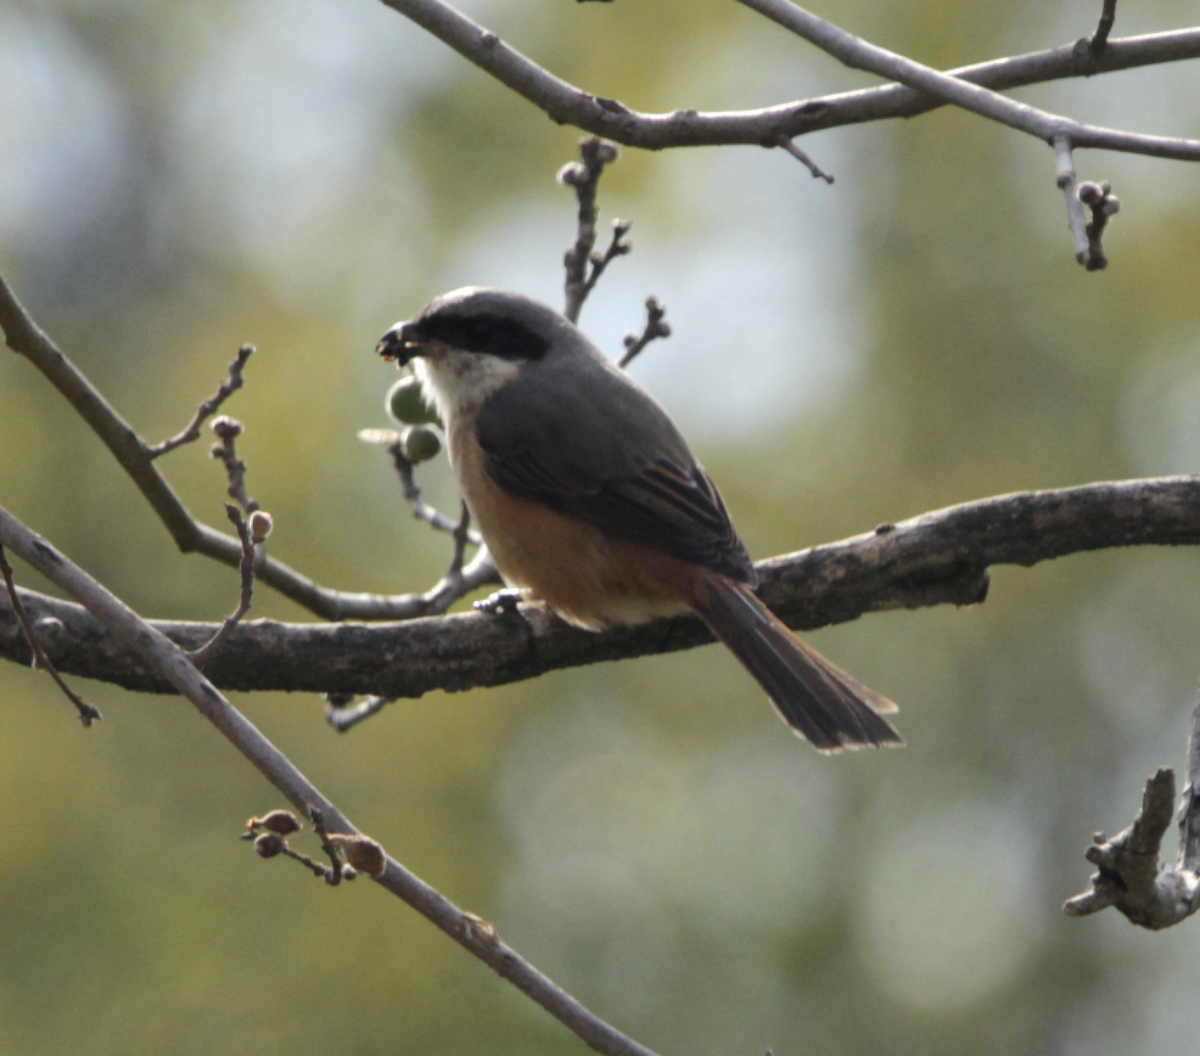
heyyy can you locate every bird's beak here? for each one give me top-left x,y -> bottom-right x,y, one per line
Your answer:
376,321 -> 424,366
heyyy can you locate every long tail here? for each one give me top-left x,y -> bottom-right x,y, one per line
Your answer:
690,574 -> 904,753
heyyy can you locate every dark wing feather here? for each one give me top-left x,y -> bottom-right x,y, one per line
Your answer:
476,354 -> 756,585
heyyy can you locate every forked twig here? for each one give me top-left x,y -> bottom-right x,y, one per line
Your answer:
149,345 -> 254,458
618,297 -> 671,368
1064,768 -> 1200,928
379,0 -> 1200,161
1065,680 -> 1200,929
560,137 -> 628,323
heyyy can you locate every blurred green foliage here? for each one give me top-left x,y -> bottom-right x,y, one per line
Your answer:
4,1 -> 1200,1054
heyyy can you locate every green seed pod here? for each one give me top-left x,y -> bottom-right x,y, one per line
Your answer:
387,376 -> 440,426
402,425 -> 442,464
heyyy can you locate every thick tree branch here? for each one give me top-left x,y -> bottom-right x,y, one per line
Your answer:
0,503 -> 660,1056
5,477 -> 1200,696
376,0 -> 1200,156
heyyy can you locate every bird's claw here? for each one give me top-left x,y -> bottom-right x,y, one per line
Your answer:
474,589 -> 523,615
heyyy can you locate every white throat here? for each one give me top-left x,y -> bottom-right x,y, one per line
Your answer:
413,350 -> 520,427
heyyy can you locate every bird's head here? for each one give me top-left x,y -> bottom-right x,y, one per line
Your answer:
376,287 -> 583,421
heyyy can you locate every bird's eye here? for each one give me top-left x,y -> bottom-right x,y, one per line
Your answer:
465,319 -> 494,346
422,310 -> 548,360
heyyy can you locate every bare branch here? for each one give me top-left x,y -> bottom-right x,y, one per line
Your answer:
379,432 -> 483,544
148,344 -> 254,459
560,137 -> 627,322
376,0 -> 1200,159
0,272 -> 498,620
0,502 -> 663,1056
618,296 -> 671,369
8,477 -> 1200,698
1053,135 -> 1105,269
1064,768 -> 1200,928
246,818 -> 345,883
1065,677 -> 1200,929
773,134 -> 835,183
210,417 -> 259,514
738,0 -> 1200,161
1077,178 -> 1121,270
0,544 -> 101,726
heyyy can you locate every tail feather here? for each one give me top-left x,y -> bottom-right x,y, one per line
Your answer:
692,575 -> 904,753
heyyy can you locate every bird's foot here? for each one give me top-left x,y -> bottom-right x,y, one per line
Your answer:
474,588 -> 524,615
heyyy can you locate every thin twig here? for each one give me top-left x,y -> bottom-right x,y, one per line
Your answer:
189,505 -> 258,667
377,0 -> 1200,161
0,503 -> 662,1056
379,435 -> 484,544
774,135 -> 835,183
1053,134 -> 1096,267
1089,0 -> 1118,57
210,417 -> 259,514
561,137 -> 626,322
248,827 -> 342,881
0,544 -> 101,726
280,842 -> 342,880
618,297 -> 671,369
1076,179 -> 1121,271
448,500 -> 473,576
148,345 -> 254,458
308,807 -> 347,886
585,219 -> 633,298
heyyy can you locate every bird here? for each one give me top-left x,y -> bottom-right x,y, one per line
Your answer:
376,287 -> 903,753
